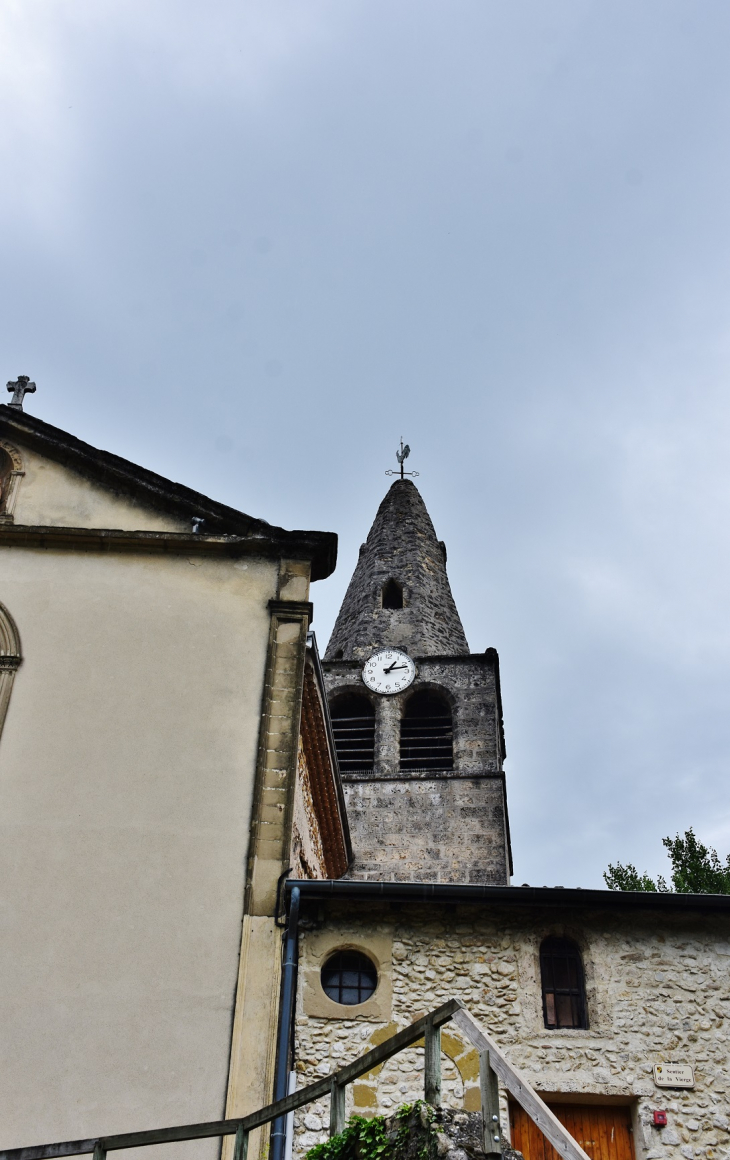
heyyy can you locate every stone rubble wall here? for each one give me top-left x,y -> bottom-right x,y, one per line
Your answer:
341,778 -> 508,884
324,480 -> 469,662
292,901 -> 730,1160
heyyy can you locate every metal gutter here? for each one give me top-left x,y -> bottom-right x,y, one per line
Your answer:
285,879 -> 730,912
270,885 -> 300,1160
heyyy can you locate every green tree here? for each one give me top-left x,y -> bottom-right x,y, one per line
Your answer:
603,828 -> 730,894
603,862 -> 662,892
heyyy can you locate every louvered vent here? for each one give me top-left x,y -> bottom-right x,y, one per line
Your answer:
400,689 -> 453,772
329,694 -> 375,774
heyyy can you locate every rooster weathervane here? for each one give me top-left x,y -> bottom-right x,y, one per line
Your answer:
385,438 -> 419,480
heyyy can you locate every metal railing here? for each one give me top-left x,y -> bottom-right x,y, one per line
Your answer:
0,999 -> 590,1160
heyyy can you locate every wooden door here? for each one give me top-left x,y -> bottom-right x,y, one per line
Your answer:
509,1102 -> 634,1160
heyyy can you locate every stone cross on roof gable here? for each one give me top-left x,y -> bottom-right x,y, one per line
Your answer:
6,376 -> 36,410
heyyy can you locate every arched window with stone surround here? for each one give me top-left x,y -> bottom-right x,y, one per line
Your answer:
0,442 -> 24,522
0,449 -> 13,509
0,602 -> 22,740
540,936 -> 588,1029
399,688 -> 453,772
329,693 -> 375,774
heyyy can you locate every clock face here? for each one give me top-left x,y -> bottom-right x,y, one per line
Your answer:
362,649 -> 416,695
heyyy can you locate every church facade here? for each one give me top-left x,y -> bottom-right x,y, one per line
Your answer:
0,400 -> 347,1158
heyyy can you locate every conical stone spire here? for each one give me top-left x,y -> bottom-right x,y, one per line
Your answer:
324,479 -> 469,661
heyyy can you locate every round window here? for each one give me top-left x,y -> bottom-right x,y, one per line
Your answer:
321,950 -> 377,1006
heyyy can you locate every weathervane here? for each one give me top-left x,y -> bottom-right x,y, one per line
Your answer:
385,438 -> 419,480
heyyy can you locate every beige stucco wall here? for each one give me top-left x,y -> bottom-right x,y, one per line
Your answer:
0,541 -> 278,1154
292,902 -> 730,1160
11,443 -> 191,531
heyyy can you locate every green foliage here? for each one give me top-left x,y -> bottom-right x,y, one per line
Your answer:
603,862 -> 662,892
604,828 -> 730,894
663,829 -> 730,894
304,1113 -> 389,1160
304,1102 -> 437,1160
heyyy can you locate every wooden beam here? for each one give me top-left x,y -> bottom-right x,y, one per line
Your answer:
233,1127 -> 248,1160
424,1018 -> 441,1107
450,1007 -> 591,1160
479,1051 -> 502,1158
329,1082 -> 345,1138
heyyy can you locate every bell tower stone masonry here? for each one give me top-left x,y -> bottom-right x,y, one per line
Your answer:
323,479 -> 512,884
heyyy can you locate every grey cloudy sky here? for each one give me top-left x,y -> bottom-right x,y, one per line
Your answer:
3,0 -> 730,888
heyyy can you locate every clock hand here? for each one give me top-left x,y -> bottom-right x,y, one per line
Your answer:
383,662 -> 408,673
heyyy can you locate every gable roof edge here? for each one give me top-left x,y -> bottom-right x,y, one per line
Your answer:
0,406 -> 337,579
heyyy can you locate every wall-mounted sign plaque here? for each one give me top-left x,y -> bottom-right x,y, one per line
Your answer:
654,1063 -> 695,1089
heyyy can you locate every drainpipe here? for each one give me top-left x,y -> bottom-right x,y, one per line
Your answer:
270,884 -> 300,1160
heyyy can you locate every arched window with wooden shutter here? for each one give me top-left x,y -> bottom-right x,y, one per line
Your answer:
329,693 -> 375,774
399,689 -> 453,772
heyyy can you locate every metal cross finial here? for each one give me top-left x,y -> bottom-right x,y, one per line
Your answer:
6,376 -> 36,411
385,437 -> 419,480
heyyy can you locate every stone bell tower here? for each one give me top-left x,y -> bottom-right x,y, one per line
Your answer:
323,479 -> 512,884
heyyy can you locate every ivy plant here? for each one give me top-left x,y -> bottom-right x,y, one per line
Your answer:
304,1101 -> 438,1160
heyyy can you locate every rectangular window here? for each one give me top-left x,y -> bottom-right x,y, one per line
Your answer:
540,937 -> 588,1029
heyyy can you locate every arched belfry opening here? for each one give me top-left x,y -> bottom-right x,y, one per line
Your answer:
399,689 -> 453,772
329,693 -> 376,774
381,579 -> 404,610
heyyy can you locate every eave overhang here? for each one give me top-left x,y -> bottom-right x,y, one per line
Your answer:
302,633 -> 353,874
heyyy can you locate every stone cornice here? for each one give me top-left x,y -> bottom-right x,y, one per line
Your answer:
0,524 -> 335,575
341,769 -> 505,782
322,651 -> 500,668
268,598 -> 315,620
